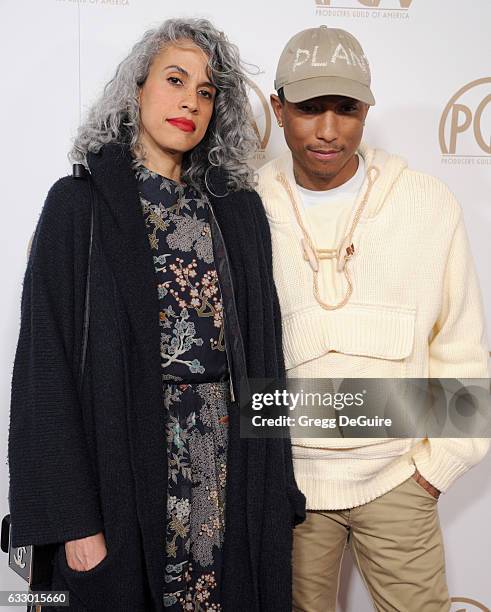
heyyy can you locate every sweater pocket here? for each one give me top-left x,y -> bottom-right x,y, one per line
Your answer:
53,542 -> 125,611
283,302 -> 416,377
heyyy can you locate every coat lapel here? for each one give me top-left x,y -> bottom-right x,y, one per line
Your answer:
87,144 -> 166,611
210,194 -> 265,606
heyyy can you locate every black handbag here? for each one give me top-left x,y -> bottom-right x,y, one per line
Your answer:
2,164 -> 95,603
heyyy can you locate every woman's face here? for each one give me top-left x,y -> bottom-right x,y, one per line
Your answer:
138,41 -> 216,159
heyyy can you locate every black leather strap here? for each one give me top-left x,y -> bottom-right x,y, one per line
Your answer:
73,164 -> 94,397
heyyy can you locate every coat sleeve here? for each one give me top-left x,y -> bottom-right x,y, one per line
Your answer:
412,206 -> 490,493
273,287 -> 306,526
251,190 -> 306,525
8,178 -> 104,547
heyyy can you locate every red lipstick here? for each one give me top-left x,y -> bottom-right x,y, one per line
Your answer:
166,117 -> 196,133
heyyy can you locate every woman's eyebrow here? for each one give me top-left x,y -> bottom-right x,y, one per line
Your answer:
164,64 -> 188,75
163,64 -> 215,89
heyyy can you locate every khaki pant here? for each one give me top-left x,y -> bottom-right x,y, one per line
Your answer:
292,476 -> 451,612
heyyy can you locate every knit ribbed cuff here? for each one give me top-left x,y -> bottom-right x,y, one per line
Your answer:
411,439 -> 472,493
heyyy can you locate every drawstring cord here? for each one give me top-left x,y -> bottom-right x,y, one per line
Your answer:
276,166 -> 380,311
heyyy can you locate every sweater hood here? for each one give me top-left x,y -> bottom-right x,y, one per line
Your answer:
357,143 -> 407,217
257,142 -> 408,221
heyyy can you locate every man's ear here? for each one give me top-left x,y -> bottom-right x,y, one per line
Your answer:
270,93 -> 284,127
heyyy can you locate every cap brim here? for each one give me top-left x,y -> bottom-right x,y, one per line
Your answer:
283,76 -> 375,105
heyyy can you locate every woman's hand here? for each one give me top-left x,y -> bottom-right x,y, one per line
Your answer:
64,532 -> 107,571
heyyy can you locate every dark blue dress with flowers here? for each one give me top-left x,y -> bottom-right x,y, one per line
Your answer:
135,164 -> 229,611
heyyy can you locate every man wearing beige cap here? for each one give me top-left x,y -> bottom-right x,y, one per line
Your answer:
256,26 -> 489,612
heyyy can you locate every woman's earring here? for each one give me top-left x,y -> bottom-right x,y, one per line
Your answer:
277,120 -> 283,128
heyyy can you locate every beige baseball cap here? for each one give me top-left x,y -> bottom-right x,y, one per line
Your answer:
274,26 -> 375,105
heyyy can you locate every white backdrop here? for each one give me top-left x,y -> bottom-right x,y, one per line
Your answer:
0,0 -> 490,610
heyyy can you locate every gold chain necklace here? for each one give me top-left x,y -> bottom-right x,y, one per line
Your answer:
276,166 -> 380,311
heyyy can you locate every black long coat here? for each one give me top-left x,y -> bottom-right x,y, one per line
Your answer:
8,144 -> 306,611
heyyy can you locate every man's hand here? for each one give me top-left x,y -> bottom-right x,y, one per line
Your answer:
412,470 -> 441,500
64,532 -> 107,571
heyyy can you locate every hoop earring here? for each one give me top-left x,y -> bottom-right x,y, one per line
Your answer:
204,165 -> 229,199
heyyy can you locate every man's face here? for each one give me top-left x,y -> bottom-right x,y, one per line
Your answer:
271,94 -> 369,190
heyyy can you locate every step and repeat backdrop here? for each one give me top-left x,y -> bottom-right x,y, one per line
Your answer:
1,0 -> 490,610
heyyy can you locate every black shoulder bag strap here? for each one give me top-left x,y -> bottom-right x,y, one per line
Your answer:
73,163 -> 94,395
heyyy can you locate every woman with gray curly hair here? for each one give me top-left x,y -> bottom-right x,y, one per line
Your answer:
8,16 -> 305,612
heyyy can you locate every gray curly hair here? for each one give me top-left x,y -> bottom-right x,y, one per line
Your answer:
70,18 -> 259,192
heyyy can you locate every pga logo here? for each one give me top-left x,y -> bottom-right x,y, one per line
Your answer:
439,78 -> 491,156
450,597 -> 490,611
315,0 -> 413,7
247,80 -> 272,155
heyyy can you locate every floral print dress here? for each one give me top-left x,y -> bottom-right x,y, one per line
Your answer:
135,165 -> 230,611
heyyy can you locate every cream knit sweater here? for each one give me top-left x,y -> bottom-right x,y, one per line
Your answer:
257,144 -> 490,510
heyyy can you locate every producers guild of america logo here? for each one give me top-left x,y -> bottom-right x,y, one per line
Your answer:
56,0 -> 130,5
439,78 -> 491,166
314,0 -> 412,19
247,80 -> 272,162
450,597 -> 490,612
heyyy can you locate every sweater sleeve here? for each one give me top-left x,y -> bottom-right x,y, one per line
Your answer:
412,208 -> 490,492
8,179 -> 104,547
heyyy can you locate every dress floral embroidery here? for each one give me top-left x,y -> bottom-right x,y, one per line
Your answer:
136,164 -> 229,610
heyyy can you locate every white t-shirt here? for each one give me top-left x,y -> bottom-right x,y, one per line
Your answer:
297,153 -> 365,210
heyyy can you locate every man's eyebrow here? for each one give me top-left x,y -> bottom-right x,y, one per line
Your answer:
163,65 -> 215,89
